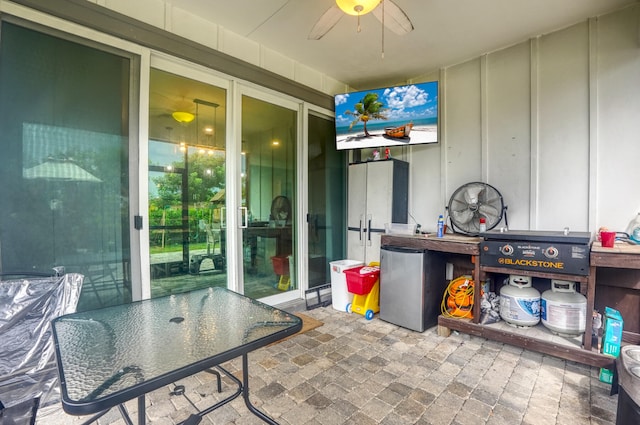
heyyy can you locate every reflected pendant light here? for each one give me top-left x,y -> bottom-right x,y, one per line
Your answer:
172,111 -> 195,123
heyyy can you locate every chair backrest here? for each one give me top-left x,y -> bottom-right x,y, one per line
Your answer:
0,273 -> 83,413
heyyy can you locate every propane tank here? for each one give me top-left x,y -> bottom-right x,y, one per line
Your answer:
499,275 -> 540,327
540,280 -> 586,336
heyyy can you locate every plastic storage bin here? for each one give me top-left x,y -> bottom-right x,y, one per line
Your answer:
344,265 -> 381,320
345,266 -> 380,295
330,260 -> 363,311
384,223 -> 417,235
271,255 -> 291,290
271,255 -> 290,275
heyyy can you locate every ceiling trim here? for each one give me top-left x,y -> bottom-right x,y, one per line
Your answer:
8,0 -> 334,111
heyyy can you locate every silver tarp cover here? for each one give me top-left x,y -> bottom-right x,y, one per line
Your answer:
0,272 -> 83,423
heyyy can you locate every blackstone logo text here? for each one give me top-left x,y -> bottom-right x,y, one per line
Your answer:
498,257 -> 565,269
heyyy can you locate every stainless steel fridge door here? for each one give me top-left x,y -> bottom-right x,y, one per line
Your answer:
380,246 -> 427,331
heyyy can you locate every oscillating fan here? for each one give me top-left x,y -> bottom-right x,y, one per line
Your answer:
270,195 -> 292,226
447,182 -> 507,235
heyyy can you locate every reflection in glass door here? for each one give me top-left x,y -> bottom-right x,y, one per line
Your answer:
148,69 -> 227,297
0,21 -> 133,312
241,95 -> 297,299
307,111 -> 348,287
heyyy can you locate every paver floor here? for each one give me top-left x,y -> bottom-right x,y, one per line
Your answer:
38,306 -> 618,424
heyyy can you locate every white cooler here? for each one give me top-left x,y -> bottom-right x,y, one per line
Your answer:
330,260 -> 363,311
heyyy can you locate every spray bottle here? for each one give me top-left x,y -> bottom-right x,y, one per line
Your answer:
626,212 -> 640,243
437,215 -> 444,238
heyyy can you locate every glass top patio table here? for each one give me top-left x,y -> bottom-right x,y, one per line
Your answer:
51,286 -> 302,422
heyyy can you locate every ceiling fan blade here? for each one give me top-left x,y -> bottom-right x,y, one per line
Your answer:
309,5 -> 344,40
372,0 -> 414,36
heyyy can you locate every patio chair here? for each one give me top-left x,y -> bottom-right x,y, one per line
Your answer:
0,268 -> 83,425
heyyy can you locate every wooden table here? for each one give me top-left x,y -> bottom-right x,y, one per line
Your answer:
381,233 -> 617,368
590,241 -> 640,345
381,233 -> 483,311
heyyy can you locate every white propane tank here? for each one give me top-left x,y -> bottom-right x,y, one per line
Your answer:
499,275 -> 541,327
540,280 -> 587,336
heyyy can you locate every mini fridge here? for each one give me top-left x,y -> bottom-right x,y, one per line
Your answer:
380,245 -> 446,332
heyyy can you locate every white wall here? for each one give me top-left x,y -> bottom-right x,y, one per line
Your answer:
73,1 -> 640,234
93,0 -> 347,95
408,5 -> 640,234
596,7 -> 640,231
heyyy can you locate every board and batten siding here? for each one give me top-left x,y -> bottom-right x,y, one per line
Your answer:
410,4 -> 639,234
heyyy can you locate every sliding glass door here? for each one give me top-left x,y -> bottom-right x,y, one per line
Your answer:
307,111 -> 348,288
0,20 -> 135,312
148,72 -> 300,301
2,11 -> 346,307
147,68 -> 227,297
238,92 -> 298,300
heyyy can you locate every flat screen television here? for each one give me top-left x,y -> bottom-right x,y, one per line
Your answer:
335,80 -> 438,151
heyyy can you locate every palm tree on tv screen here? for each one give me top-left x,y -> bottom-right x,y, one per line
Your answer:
345,92 -> 387,137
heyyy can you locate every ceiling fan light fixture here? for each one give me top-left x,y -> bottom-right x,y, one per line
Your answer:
172,111 -> 195,123
336,0 -> 379,16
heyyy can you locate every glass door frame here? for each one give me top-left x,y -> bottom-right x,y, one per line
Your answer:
146,56 -> 307,304
142,53 -> 232,299
231,83 -> 304,305
303,105 -> 337,289
0,7 -> 149,306
5,4 -> 339,306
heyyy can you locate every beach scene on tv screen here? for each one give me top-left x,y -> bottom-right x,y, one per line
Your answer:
335,81 -> 438,150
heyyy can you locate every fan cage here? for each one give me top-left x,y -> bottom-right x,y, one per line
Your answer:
270,195 -> 291,224
447,182 -> 505,235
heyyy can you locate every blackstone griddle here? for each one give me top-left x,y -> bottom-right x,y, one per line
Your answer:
480,229 -> 591,276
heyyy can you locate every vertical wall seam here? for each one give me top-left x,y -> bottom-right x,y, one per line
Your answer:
588,17 -> 598,230
439,67 -> 447,207
480,54 -> 488,182
530,37 -> 540,230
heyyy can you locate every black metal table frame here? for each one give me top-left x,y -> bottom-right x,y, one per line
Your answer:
79,356 -> 272,425
52,289 -> 301,425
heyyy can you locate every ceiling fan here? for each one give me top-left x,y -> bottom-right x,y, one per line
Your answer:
309,0 -> 414,41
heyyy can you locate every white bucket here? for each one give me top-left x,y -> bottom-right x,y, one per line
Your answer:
330,260 -> 363,311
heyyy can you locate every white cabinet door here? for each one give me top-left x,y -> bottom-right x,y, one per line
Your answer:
347,163 -> 367,262
347,160 -> 408,265
365,161 -> 395,232
364,230 -> 382,264
347,227 -> 364,263
348,163 -> 367,230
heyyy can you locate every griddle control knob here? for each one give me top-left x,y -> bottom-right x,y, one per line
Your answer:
544,246 -> 559,258
500,244 -> 514,256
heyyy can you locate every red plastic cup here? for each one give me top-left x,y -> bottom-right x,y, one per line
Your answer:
600,231 -> 615,248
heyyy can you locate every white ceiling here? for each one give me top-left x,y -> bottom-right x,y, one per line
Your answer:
171,0 -> 637,90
